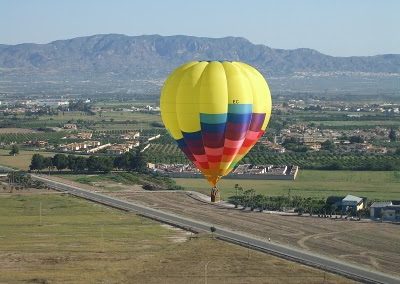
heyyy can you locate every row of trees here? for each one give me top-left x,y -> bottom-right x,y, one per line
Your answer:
29,150 -> 147,173
7,172 -> 46,189
145,142 -> 400,170
227,185 -> 367,218
228,189 -> 327,215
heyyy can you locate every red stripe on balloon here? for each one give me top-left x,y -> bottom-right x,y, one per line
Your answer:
207,155 -> 222,163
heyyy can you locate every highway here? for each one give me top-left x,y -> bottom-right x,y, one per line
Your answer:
33,174 -> 400,284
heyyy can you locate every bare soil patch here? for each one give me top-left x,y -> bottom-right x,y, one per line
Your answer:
111,191 -> 400,278
40,175 -> 400,278
0,193 -> 354,284
0,128 -> 39,134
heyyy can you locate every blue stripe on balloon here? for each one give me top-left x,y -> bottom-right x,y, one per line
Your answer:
200,122 -> 226,133
228,104 -> 252,114
176,138 -> 187,148
227,113 -> 252,124
182,131 -> 203,141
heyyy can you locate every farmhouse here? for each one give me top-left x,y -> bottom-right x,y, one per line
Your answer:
370,201 -> 393,218
370,201 -> 400,221
382,205 -> 400,221
63,123 -> 77,130
59,141 -> 101,152
341,194 -> 365,212
106,142 -> 139,155
326,195 -> 364,212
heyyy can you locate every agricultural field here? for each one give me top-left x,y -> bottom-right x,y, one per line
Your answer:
146,143 -> 186,163
0,109 -> 162,132
0,149 -> 54,170
310,120 -> 400,127
0,194 -> 352,284
174,170 -> 400,200
0,128 -> 39,134
33,110 -> 161,129
0,131 -> 67,144
51,170 -> 400,201
146,143 -> 400,170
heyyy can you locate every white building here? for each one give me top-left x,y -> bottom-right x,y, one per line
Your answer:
370,201 -> 400,221
341,195 -> 365,212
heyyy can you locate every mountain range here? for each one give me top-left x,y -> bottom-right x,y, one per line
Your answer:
0,34 -> 399,95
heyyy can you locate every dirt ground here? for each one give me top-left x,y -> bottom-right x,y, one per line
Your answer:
0,193 -> 355,284
115,191 -> 400,277
42,175 -> 400,278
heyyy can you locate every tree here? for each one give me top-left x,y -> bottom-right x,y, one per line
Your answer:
254,194 -> 266,212
75,156 -> 87,171
210,226 -> 216,238
330,204 -> 338,217
242,189 -> 256,209
228,195 -> 241,208
234,183 -> 243,196
68,155 -> 77,170
87,156 -> 100,172
326,161 -> 343,170
131,149 -> 147,173
349,135 -> 364,144
114,152 -> 132,170
52,154 -> 68,171
43,157 -> 53,172
97,157 -> 113,173
9,144 -> 19,156
389,128 -> 397,142
30,154 -> 45,171
321,140 -> 335,151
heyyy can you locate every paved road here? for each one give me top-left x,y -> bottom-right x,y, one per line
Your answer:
33,174 -> 400,284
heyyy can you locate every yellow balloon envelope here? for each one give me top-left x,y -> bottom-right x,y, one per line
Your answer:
160,61 -> 272,187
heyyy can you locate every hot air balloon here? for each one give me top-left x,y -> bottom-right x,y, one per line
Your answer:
160,61 -> 272,202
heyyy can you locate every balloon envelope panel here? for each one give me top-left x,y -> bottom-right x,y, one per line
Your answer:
160,61 -> 272,186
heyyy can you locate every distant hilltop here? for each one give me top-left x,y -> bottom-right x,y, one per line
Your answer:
0,34 -> 399,95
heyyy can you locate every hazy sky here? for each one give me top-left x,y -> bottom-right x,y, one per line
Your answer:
1,0 -> 399,56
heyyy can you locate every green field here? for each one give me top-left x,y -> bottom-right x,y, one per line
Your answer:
174,170 -> 400,200
146,143 -> 400,171
35,111 -> 161,129
0,131 -> 67,144
0,148 -> 55,170
0,194 -> 350,283
1,110 -> 162,131
310,120 -> 400,127
52,170 -> 400,201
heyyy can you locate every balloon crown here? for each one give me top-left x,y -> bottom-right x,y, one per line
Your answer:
199,60 -> 233,63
